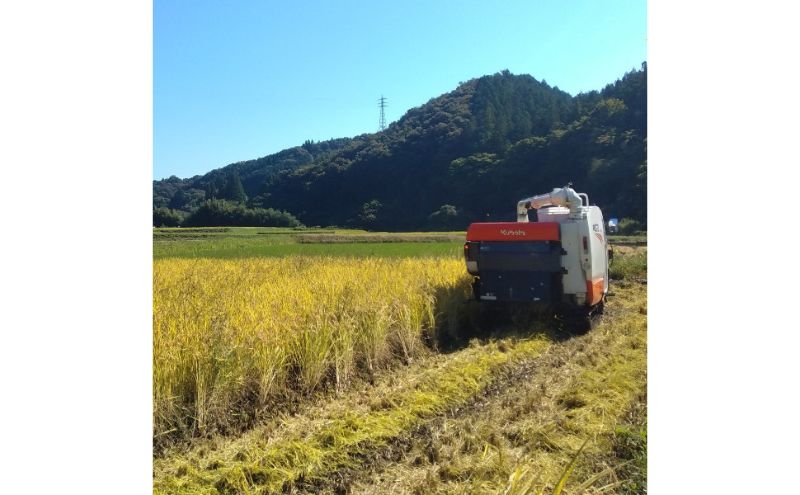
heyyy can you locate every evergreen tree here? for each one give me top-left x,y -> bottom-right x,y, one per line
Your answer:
222,172 -> 247,203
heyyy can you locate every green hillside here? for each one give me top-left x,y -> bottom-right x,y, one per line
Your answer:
154,63 -> 646,230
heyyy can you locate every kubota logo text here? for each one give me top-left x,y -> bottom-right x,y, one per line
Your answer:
500,229 -> 526,236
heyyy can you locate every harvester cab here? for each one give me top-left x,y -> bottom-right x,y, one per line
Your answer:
464,184 -> 609,328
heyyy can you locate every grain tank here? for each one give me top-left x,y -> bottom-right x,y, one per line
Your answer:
463,185 -> 609,324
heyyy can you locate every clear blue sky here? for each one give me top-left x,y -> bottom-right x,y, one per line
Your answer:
154,0 -> 646,179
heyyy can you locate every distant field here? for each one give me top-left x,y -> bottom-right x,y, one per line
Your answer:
153,227 -> 465,259
153,226 -> 644,259
608,234 -> 648,245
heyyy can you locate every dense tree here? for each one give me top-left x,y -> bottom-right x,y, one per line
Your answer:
153,140 -> 353,209
222,172 -> 247,203
153,207 -> 184,227
358,200 -> 382,227
183,199 -> 302,228
427,204 -> 466,231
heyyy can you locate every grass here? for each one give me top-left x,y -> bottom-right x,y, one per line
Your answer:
608,234 -> 647,245
154,239 -> 462,259
607,392 -> 647,495
154,226 -> 369,237
609,246 -> 647,281
153,227 -> 465,259
296,233 -> 465,243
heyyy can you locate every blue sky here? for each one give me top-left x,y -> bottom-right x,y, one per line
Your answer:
154,0 -> 646,179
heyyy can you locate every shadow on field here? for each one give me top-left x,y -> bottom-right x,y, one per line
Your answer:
430,284 -> 590,354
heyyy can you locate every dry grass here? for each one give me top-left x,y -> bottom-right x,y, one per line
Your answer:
153,337 -> 554,494
350,283 -> 647,494
153,257 -> 471,447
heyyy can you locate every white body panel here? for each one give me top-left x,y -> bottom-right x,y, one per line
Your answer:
557,206 -> 609,304
537,206 -> 571,223
586,206 -> 609,292
559,222 -> 587,299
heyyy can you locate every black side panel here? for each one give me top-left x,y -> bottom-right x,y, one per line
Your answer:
477,241 -> 562,303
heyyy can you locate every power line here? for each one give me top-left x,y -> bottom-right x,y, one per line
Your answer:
378,95 -> 387,131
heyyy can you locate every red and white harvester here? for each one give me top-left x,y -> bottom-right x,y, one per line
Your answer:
464,184 -> 610,326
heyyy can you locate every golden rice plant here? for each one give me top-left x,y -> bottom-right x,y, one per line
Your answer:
153,256 -> 470,444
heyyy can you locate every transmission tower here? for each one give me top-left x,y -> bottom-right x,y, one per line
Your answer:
378,95 -> 387,131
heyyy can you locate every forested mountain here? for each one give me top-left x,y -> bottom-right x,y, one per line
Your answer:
154,63 -> 646,229
153,138 -> 353,212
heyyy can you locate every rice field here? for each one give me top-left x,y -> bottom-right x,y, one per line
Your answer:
153,257 -> 472,447
152,230 -> 647,493
153,279 -> 647,495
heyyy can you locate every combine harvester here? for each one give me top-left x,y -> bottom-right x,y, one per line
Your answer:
464,184 -> 610,330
